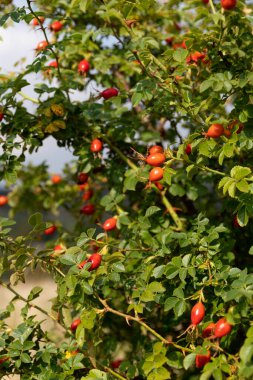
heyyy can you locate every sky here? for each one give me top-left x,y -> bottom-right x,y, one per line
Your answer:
0,0 -> 75,173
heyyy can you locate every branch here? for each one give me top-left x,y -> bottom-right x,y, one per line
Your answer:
103,135 -> 138,170
160,191 -> 184,231
97,296 -> 193,353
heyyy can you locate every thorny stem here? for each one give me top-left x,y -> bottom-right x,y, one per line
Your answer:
97,296 -> 193,353
26,0 -> 70,102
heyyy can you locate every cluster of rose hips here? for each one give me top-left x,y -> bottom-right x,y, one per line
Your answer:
204,121 -> 243,139
190,302 -> 232,368
32,17 -> 120,100
145,145 -> 166,185
184,120 -> 244,157
45,169 -> 118,274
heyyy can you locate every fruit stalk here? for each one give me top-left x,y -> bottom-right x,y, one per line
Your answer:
209,0 -> 217,14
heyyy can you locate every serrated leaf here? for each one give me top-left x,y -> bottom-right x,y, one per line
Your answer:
200,80 -> 213,93
230,166 -> 251,180
164,297 -> 178,311
228,182 -> 236,198
145,206 -> 161,217
236,180 -> 249,193
173,49 -> 188,63
81,369 -> 108,380
147,281 -> 165,293
27,286 -> 43,301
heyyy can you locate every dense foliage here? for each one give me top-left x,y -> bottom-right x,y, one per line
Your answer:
1,0 -> 253,379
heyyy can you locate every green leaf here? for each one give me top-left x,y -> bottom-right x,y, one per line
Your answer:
82,282 -> 93,295
80,0 -> 92,12
200,80 -> 213,93
28,212 -> 42,227
183,353 -> 196,370
59,254 -> 78,266
112,262 -> 125,272
173,49 -> 188,63
230,166 -> 251,180
81,369 -> 108,379
145,206 -> 161,217
237,207 -> 249,226
169,184 -> 185,197
174,300 -> 186,317
81,309 -> 96,329
236,180 -> 249,193
20,353 -> 31,363
132,92 -> 143,106
164,297 -> 178,311
147,281 -> 165,293
27,286 -> 43,301
167,351 -> 183,369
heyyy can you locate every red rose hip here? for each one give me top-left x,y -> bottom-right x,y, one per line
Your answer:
78,253 -> 102,271
54,244 -> 64,251
103,217 -> 117,231
202,322 -> 215,338
191,302 -> 205,325
71,318 -> 81,332
78,59 -> 90,75
51,174 -> 61,184
32,17 -> 45,26
80,204 -> 95,215
90,138 -> 103,153
149,167 -> 164,182
196,351 -> 211,368
185,144 -> 192,155
48,61 -> 58,68
50,20 -> 63,32
221,0 -> 236,10
101,88 -> 119,100
204,124 -> 224,138
214,318 -> 232,338
44,225 -> 57,235
78,172 -> 89,184
146,153 -> 165,166
82,189 -> 93,201
36,40 -> 48,51
149,145 -> 163,154
0,195 -> 8,206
